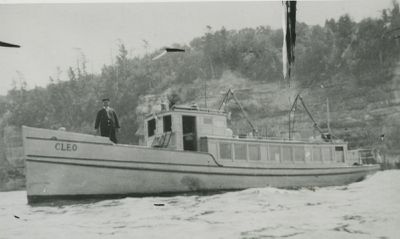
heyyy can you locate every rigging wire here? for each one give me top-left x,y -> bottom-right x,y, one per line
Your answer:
219,89 -> 257,135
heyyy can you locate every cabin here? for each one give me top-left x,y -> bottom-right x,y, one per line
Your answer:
143,105 -> 350,165
144,105 -> 232,151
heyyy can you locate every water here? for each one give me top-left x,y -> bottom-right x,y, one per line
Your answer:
1,170 -> 400,239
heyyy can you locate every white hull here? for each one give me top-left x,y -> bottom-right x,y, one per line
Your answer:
23,126 -> 379,203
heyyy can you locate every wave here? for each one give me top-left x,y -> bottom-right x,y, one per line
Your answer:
0,170 -> 399,239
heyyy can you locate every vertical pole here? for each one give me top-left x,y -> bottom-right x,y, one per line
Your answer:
288,113 -> 291,140
327,97 -> 331,135
288,96 -> 291,140
204,78 -> 207,108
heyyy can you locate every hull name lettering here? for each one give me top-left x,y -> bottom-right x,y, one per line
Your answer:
55,143 -> 78,152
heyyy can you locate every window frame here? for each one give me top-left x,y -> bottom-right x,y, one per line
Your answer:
163,115 -> 172,132
147,118 -> 156,137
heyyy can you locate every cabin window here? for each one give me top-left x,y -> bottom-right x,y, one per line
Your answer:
219,143 -> 232,159
322,147 -> 332,161
335,146 -> 343,151
203,117 -> 213,125
234,144 -> 247,160
293,146 -> 305,162
335,146 -> 345,162
312,147 -> 322,162
249,145 -> 260,161
147,119 -> 156,137
305,146 -> 312,161
282,145 -> 292,162
163,115 -> 172,132
269,145 -> 280,161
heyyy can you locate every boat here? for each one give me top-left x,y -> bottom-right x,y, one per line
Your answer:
23,102 -> 380,204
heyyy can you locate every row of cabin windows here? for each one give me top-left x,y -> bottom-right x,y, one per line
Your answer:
220,143 -> 261,161
147,115 -> 172,137
219,142 -> 344,162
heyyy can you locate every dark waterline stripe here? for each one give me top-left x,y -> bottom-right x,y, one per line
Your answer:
26,154 -> 378,171
26,158 -> 378,177
27,154 -> 213,168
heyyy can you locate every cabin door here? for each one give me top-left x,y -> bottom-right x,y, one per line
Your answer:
182,116 -> 197,151
335,146 -> 345,162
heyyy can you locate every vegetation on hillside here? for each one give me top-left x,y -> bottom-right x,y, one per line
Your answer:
1,1 -> 400,150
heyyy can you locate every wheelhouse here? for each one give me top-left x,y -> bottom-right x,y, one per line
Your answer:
144,105 -> 232,151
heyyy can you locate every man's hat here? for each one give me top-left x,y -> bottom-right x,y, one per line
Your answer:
102,98 -> 110,102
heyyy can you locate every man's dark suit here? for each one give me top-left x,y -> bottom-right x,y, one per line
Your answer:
95,107 -> 120,143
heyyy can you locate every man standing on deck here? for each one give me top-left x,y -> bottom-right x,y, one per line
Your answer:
95,98 -> 120,143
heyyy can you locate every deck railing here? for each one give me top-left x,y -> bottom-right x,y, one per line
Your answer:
205,135 -> 342,144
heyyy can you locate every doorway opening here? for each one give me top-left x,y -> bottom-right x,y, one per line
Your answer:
182,116 -> 197,151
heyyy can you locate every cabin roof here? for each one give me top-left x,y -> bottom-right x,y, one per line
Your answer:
144,105 -> 227,120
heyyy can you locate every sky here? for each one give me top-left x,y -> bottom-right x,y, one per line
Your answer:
0,0 -> 394,95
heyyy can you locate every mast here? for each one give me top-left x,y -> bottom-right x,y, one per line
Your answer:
204,77 -> 207,108
327,97 -> 331,135
288,104 -> 291,140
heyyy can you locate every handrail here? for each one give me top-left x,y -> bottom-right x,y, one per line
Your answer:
202,135 -> 346,145
207,152 -> 224,167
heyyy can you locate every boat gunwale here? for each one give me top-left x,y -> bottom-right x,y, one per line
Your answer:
25,157 -> 379,177
26,134 -> 346,148
23,127 -> 379,172
25,154 -> 380,172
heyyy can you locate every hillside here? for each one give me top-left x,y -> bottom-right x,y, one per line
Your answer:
1,2 -> 400,190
